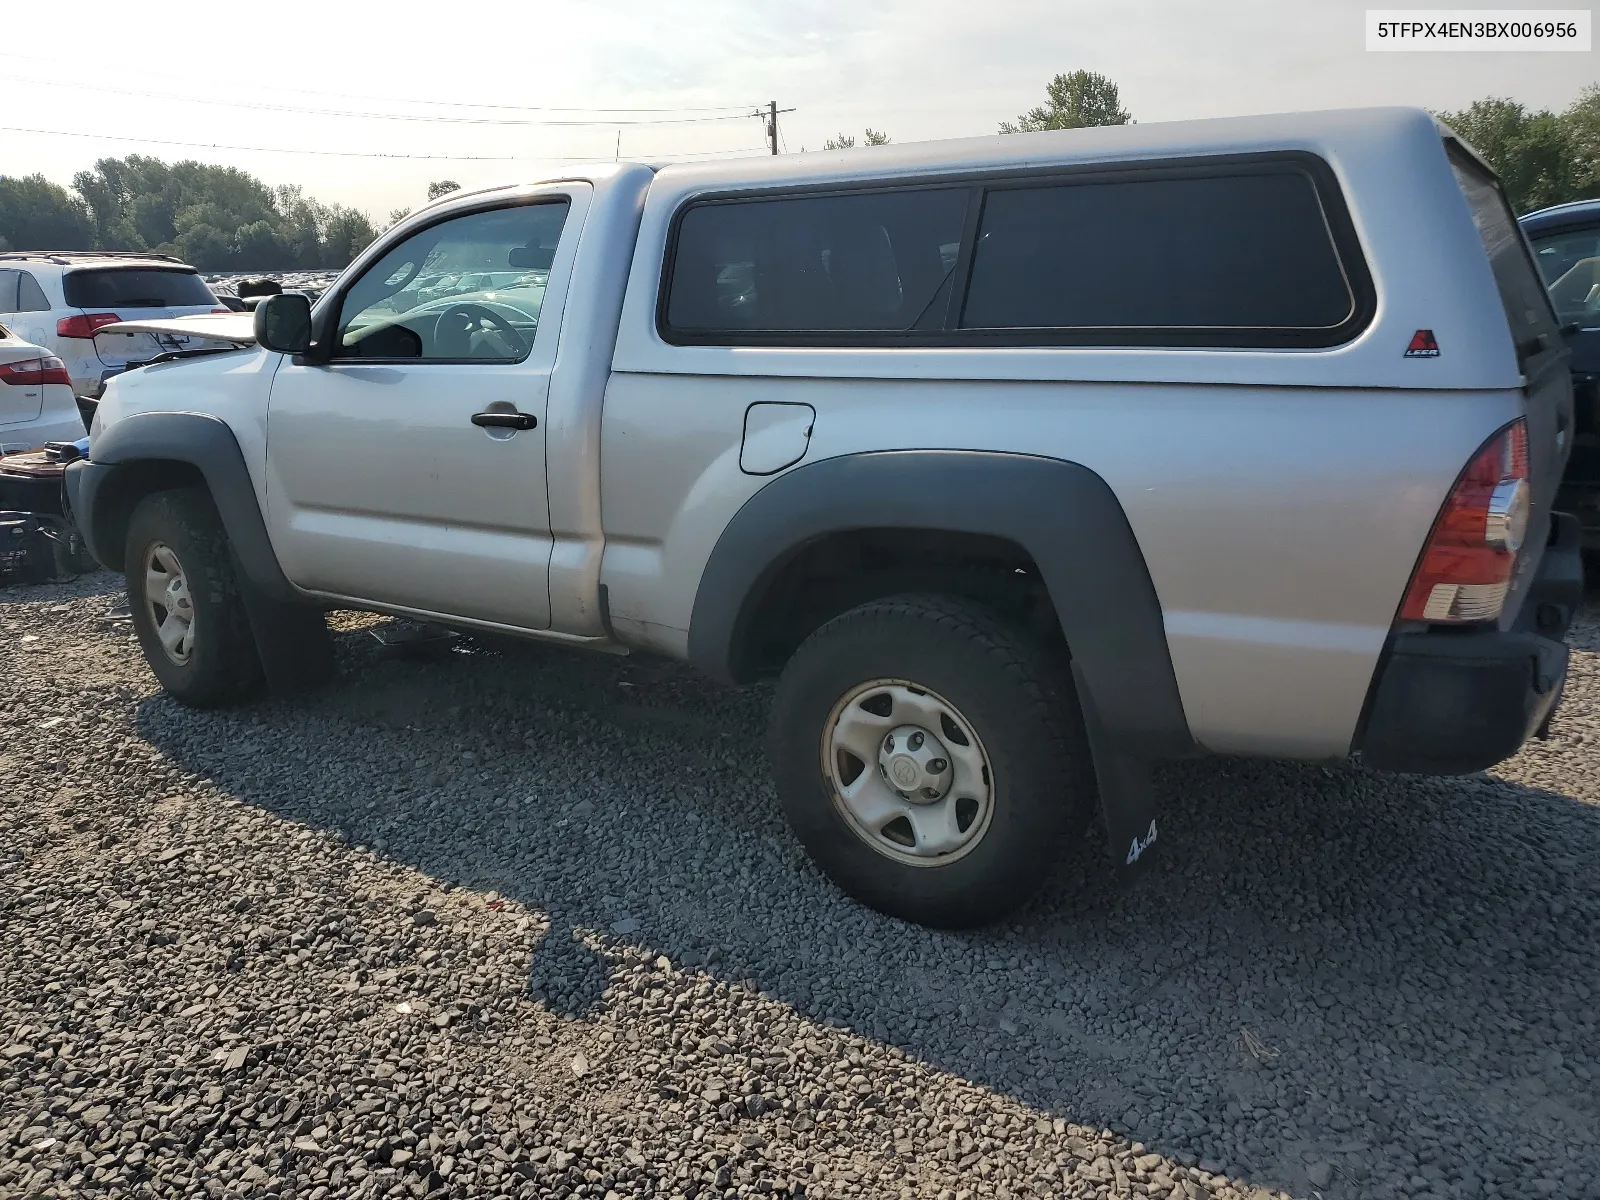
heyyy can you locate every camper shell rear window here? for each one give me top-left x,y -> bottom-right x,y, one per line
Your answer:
1445,141 -> 1562,355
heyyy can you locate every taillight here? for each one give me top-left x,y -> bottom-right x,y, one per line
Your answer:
56,313 -> 122,338
1400,419 -> 1530,624
0,356 -> 71,387
210,307 -> 232,314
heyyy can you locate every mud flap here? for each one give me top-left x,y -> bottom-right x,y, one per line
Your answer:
236,572 -> 335,696
1071,661 -> 1162,882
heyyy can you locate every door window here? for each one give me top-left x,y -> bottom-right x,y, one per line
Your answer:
16,272 -> 50,312
0,270 -> 18,312
1528,225 -> 1600,325
334,201 -> 571,362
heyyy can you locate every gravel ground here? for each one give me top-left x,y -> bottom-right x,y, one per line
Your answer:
2,573 -> 1598,1200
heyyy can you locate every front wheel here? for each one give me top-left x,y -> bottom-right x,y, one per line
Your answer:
767,594 -> 1095,928
125,488 -> 264,706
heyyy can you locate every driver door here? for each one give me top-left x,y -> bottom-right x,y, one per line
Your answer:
264,185 -> 588,629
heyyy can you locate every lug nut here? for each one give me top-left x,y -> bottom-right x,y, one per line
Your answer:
909,732 -> 924,750
884,735 -> 895,752
929,758 -> 947,773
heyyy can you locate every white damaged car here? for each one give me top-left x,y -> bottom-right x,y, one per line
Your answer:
0,322 -> 85,454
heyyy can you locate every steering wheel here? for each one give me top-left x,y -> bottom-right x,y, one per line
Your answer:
433,302 -> 530,358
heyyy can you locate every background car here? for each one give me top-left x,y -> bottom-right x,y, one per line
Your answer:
1519,198 -> 1600,548
0,323 -> 85,455
0,252 -> 226,409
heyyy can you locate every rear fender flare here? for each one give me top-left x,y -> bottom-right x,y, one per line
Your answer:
687,450 -> 1193,758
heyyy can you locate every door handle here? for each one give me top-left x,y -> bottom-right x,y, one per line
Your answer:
471,410 -> 537,431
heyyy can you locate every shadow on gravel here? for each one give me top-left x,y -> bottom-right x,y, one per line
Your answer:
135,614 -> 1600,1198
0,568 -> 124,606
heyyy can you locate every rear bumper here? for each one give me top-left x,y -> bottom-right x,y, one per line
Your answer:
1359,512 -> 1584,775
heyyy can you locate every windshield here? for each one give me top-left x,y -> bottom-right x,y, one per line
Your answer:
62,267 -> 216,309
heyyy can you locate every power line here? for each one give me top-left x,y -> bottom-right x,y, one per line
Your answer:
2,73 -> 765,127
0,51 -> 763,115
0,124 -> 772,162
0,125 -> 523,160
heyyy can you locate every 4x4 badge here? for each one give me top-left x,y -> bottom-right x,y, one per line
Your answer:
1404,329 -> 1440,358
1125,819 -> 1158,866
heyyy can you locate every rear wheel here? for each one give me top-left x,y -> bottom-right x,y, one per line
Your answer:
125,488 -> 264,706
768,594 -> 1095,928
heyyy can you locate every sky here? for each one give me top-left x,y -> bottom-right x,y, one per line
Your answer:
2,0 -> 1596,220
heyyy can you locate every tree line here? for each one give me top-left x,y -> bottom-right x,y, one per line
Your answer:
0,157 -> 393,272
5,79 -> 1599,270
1436,91 -> 1600,213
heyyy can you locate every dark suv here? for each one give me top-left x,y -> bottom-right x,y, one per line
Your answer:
1521,199 -> 1600,546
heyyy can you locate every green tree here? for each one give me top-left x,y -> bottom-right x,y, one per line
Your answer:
63,157 -> 379,269
176,223 -> 233,271
1000,70 -> 1132,133
0,174 -> 94,251
275,185 -> 333,269
427,180 -> 461,201
322,207 -> 378,267
1559,84 -> 1600,200
825,129 -> 891,150
235,220 -> 290,269
1435,97 -> 1593,213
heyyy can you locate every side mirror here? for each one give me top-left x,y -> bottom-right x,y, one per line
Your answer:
254,293 -> 313,354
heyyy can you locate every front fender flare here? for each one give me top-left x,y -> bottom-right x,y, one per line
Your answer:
687,450 -> 1192,759
67,411 -> 295,601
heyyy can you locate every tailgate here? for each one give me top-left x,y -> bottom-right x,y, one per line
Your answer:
1447,142 -> 1575,606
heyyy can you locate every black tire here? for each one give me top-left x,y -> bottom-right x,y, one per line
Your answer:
125,488 -> 264,706
767,593 -> 1095,928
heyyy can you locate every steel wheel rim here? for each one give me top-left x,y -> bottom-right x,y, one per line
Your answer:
142,541 -> 196,665
820,678 -> 995,867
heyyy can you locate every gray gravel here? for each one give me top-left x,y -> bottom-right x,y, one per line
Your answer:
3,571 -> 1599,1200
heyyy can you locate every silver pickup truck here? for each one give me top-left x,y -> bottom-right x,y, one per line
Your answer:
67,106 -> 1583,927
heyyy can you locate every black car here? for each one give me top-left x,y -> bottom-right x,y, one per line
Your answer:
1520,198 -> 1600,547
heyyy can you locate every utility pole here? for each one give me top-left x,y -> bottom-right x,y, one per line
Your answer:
756,101 -> 794,154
